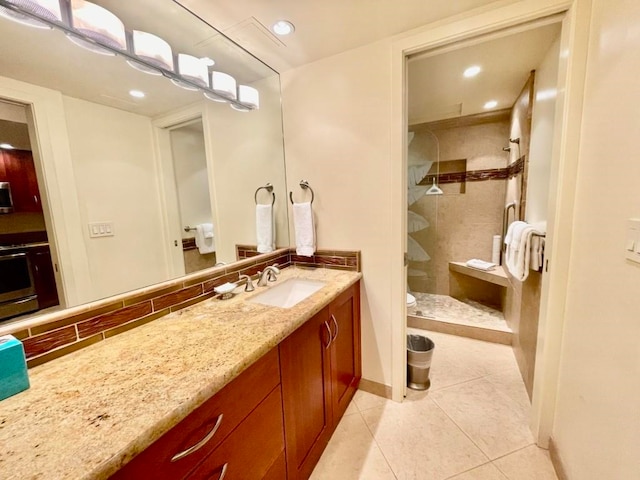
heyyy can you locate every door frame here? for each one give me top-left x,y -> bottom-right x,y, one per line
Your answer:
389,0 -> 592,446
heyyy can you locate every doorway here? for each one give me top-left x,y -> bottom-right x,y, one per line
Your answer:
390,0 -> 591,448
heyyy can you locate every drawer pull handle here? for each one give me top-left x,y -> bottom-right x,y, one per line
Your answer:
218,463 -> 229,480
323,321 -> 332,349
170,414 -> 224,462
330,314 -> 339,341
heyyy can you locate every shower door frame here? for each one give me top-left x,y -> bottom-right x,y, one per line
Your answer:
389,0 -> 592,448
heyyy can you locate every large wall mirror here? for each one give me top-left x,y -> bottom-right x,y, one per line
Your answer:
0,0 -> 289,323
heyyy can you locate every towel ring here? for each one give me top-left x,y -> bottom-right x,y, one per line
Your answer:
289,180 -> 314,205
254,183 -> 275,206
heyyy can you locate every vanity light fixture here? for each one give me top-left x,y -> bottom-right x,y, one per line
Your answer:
172,53 -> 209,91
0,143 -> 15,149
67,0 -> 126,56
230,85 -> 259,112
0,0 -> 259,111
127,30 -> 173,75
271,20 -> 295,36
0,0 -> 61,29
204,71 -> 237,103
129,89 -> 145,98
463,65 -> 481,78
484,100 -> 498,109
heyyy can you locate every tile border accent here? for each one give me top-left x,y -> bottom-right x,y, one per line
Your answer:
1,247 -> 360,368
417,156 -> 526,186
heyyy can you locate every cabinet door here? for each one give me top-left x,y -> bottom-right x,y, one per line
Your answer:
29,248 -> 59,310
185,387 -> 285,480
329,282 -> 361,422
280,307 -> 333,480
0,149 -> 42,213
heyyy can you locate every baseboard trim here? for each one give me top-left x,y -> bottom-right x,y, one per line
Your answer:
549,437 -> 569,480
358,378 -> 393,399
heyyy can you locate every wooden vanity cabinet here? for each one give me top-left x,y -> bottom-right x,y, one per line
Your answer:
280,281 -> 361,480
110,348 -> 282,480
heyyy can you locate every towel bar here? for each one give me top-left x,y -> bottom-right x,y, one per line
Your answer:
289,180 -> 315,204
254,183 -> 275,205
184,226 -> 197,232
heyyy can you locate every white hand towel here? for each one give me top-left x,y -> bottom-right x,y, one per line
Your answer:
195,223 -> 215,254
256,204 -> 275,253
293,201 -> 315,257
505,222 -> 545,281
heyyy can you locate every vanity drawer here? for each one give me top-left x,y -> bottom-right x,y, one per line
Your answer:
185,386 -> 285,480
112,348 -> 281,480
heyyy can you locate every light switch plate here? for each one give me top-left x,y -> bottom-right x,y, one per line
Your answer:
89,222 -> 114,238
625,218 -> 640,263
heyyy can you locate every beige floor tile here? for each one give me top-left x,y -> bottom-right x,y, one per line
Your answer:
361,398 -> 488,480
431,378 -> 534,459
310,413 -> 397,480
409,330 -> 518,391
354,388 -> 392,412
493,445 -> 558,480
447,462 -> 509,480
344,398 -> 360,416
483,368 -> 531,412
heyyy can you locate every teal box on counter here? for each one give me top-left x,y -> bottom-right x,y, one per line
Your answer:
0,335 -> 30,401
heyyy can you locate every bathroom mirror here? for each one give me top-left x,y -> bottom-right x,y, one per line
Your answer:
0,0 -> 289,313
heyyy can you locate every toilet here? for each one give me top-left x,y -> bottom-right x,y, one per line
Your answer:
407,292 -> 417,308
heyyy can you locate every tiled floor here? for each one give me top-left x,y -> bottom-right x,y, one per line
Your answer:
310,329 -> 557,480
408,293 -> 510,333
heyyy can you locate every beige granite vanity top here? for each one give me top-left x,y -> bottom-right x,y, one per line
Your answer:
0,267 -> 361,480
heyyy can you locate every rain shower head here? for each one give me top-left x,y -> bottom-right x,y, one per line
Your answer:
509,137 -> 520,144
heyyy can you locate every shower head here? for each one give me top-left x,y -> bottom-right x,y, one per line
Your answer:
509,137 -> 520,144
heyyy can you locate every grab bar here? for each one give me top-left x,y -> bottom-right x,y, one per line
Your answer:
254,183 -> 275,206
501,202 -> 518,263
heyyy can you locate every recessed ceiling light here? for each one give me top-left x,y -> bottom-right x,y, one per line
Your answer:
271,20 -> 295,36
484,100 -> 498,109
200,57 -> 215,67
129,90 -> 145,98
463,65 -> 481,78
0,143 -> 15,149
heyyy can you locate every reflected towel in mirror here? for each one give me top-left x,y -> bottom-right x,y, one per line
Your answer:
256,204 -> 275,253
195,223 -> 215,254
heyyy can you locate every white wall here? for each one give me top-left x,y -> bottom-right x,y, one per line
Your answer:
206,75 -> 289,263
63,96 -> 169,299
282,39 -> 395,386
551,0 -> 640,477
526,36 -> 560,225
170,124 -> 214,240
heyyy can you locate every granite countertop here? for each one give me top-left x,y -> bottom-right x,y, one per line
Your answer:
0,267 -> 361,480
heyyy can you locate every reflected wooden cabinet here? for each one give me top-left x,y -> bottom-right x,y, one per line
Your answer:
0,149 -> 42,213
280,281 -> 361,480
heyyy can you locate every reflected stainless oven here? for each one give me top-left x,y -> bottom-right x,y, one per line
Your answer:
0,182 -> 14,214
0,250 -> 38,321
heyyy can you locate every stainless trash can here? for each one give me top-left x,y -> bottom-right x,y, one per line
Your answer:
407,334 -> 435,390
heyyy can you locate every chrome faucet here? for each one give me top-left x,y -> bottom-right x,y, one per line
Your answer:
257,265 -> 280,286
239,274 -> 255,292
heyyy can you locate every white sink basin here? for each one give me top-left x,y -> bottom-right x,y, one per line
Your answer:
249,278 -> 325,308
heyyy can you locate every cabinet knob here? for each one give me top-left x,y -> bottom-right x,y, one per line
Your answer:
170,413 -> 223,462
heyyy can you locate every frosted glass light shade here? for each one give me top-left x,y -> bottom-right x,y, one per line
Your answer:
204,71 -> 237,102
68,0 -> 126,55
127,30 -> 173,75
231,85 -> 259,111
172,53 -> 209,90
0,0 -> 62,29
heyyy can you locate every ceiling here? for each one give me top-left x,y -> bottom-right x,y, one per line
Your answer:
177,0 -> 516,72
408,22 -> 563,125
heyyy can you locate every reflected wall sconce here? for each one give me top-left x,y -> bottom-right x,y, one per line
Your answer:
0,0 -> 259,111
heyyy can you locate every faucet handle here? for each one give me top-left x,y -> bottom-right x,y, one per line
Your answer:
239,273 -> 255,292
